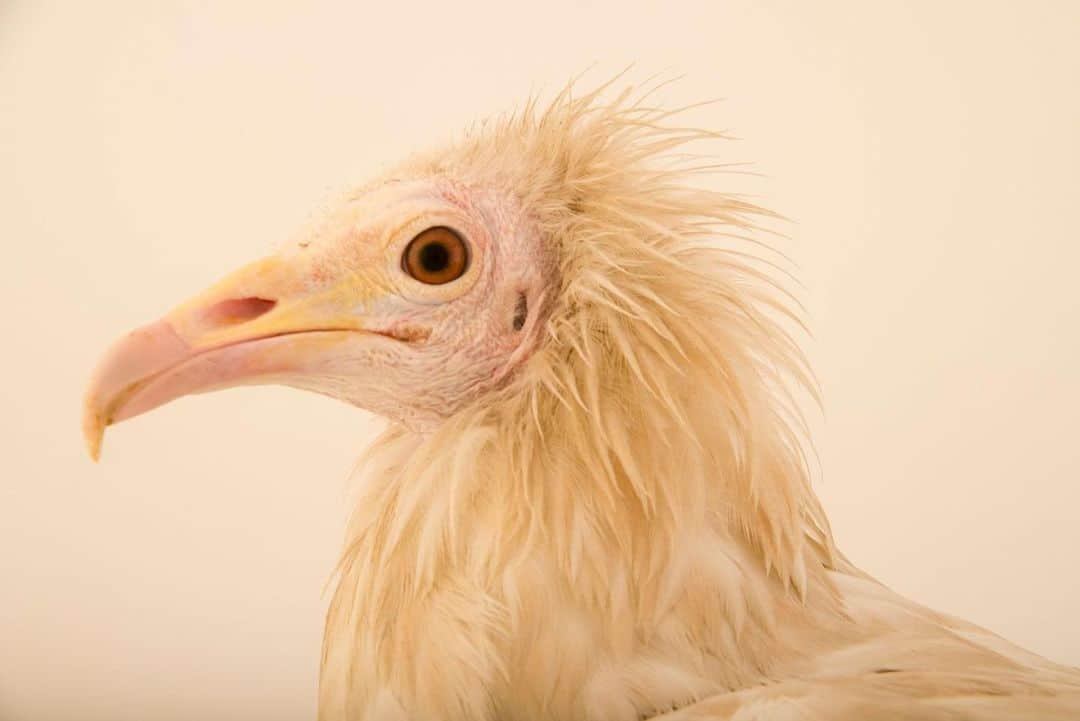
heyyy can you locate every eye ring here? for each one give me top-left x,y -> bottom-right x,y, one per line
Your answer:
401,226 -> 469,285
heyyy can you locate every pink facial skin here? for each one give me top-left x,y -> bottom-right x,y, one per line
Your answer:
83,177 -> 555,459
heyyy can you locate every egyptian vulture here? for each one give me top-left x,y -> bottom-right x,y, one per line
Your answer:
83,80 -> 1080,720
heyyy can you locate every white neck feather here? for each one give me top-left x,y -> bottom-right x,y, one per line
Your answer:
319,82 -> 850,720
320,307 -> 843,718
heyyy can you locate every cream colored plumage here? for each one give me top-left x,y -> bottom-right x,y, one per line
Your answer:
85,78 -> 1080,720
319,83 -> 1080,720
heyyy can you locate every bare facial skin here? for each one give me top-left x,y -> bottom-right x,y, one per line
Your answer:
84,177 -> 551,459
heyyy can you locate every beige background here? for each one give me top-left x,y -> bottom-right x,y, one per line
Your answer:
2,2 -> 1078,720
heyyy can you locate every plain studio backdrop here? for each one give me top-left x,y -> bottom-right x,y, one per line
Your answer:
2,2 -> 1078,720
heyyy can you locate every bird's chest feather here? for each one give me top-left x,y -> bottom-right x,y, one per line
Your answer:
320,525 -> 793,721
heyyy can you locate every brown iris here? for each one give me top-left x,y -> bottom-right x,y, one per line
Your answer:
402,226 -> 469,285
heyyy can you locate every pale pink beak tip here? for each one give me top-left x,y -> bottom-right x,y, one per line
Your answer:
82,320 -> 191,462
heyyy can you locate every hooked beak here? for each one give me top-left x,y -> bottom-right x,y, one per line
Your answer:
83,254 -> 382,461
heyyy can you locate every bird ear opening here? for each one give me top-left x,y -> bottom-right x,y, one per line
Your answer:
512,292 -> 528,332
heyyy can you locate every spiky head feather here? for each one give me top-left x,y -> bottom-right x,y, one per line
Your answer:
320,80 -> 841,720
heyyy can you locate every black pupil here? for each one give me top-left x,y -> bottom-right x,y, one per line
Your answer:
419,241 -> 450,272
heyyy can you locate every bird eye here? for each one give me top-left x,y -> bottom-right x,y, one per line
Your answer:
402,226 -> 469,285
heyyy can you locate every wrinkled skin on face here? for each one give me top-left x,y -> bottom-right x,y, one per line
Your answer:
83,176 -> 552,458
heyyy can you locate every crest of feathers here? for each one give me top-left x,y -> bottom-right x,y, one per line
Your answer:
320,78 -> 844,717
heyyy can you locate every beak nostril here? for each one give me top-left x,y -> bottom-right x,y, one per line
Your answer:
203,297 -> 277,326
